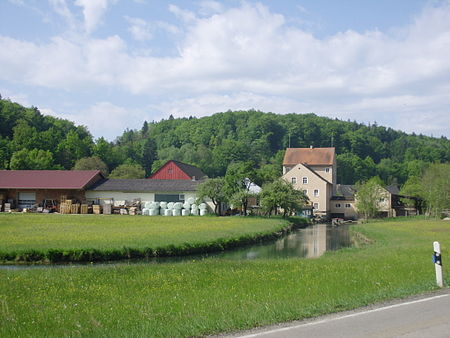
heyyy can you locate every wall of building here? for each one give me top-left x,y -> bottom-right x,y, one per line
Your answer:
4,189 -> 86,205
330,200 -> 358,220
282,163 -> 331,216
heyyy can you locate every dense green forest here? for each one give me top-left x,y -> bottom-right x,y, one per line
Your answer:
0,97 -> 449,186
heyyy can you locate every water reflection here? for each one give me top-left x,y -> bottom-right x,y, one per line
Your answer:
0,224 -> 351,269
212,224 -> 351,260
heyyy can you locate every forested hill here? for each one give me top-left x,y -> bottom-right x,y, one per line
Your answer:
1,97 -> 449,185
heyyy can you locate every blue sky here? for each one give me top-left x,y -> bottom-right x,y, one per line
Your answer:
1,0 -> 449,140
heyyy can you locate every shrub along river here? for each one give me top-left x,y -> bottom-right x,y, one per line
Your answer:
1,224 -> 352,269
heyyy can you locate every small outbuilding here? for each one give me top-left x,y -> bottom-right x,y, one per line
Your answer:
0,170 -> 104,209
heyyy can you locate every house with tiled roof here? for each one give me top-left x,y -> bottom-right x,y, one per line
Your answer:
282,147 -> 336,217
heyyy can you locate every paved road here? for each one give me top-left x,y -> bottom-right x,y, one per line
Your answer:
221,291 -> 450,338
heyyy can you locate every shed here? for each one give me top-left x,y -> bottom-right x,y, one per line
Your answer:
0,170 -> 104,209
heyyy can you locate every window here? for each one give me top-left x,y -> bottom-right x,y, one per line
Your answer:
335,203 -> 341,208
325,167 -> 330,173
302,177 -> 308,184
291,177 -> 297,184
313,202 -> 319,210
302,189 -> 308,195
345,203 -> 351,208
155,194 -> 185,202
314,189 -> 319,197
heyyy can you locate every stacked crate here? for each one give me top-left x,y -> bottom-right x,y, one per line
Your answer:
103,204 -> 111,215
4,203 -> 11,212
80,204 -> 89,214
71,203 -> 80,214
93,205 -> 102,214
60,199 -> 72,214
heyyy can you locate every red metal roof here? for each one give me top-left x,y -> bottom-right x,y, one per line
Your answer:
0,170 -> 103,189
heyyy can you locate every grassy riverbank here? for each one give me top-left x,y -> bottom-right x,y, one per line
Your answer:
0,214 -> 296,263
1,217 -> 449,337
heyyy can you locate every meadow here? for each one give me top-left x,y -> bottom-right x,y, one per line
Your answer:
0,214 -> 294,262
0,217 -> 449,337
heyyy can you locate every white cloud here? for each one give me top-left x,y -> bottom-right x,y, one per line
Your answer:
52,102 -> 148,140
125,16 -> 152,41
74,0 -> 114,34
198,1 -> 224,16
49,0 -> 76,30
1,2 -> 450,137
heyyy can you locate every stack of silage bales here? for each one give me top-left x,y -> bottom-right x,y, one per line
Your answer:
142,201 -> 151,216
149,202 -> 159,216
191,203 -> 199,216
159,202 -> 167,215
172,202 -> 183,216
164,202 -> 173,216
199,203 -> 208,216
182,201 -> 190,216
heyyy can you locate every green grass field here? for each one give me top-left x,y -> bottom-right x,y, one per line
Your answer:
0,214 -> 292,262
1,217 -> 449,337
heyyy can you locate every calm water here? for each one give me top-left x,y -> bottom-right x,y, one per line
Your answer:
210,223 -> 352,260
1,224 -> 352,269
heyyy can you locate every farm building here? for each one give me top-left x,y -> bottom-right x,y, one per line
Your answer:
0,170 -> 104,210
149,160 -> 207,180
86,178 -> 205,206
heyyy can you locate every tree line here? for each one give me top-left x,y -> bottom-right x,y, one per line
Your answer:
1,97 -> 449,189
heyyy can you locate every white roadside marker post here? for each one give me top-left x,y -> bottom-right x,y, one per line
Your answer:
433,241 -> 443,287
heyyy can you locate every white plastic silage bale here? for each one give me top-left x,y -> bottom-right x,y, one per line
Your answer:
174,202 -> 183,210
159,202 -> 167,209
183,202 -> 190,209
153,202 -> 160,208
167,202 -> 174,210
144,202 -> 152,209
160,208 -> 166,216
199,203 -> 207,210
191,208 -> 199,216
172,209 -> 181,216
191,203 -> 197,210
187,197 -> 195,205
142,208 -> 150,216
164,209 -> 172,216
200,209 -> 207,216
182,209 -> 189,216
150,208 -> 159,216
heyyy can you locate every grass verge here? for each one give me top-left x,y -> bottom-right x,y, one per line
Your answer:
1,217 -> 449,337
0,214 -> 304,263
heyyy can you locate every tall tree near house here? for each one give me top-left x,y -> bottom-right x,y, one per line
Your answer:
355,176 -> 385,221
9,148 -> 55,170
400,176 -> 423,213
259,179 -> 308,217
229,190 -> 256,216
73,156 -> 109,176
420,163 -> 450,218
109,163 -> 146,179
196,178 -> 227,215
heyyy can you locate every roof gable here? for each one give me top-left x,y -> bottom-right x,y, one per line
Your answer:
283,163 -> 332,185
149,160 -> 206,180
283,147 -> 335,166
0,170 -> 103,189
